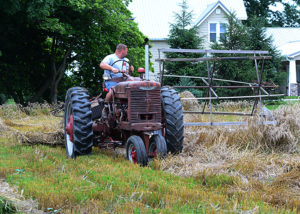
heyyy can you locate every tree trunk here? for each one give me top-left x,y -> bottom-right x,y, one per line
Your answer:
11,92 -> 20,105
7,86 -> 22,105
50,49 -> 71,104
30,36 -> 72,104
49,37 -> 57,104
16,90 -> 25,106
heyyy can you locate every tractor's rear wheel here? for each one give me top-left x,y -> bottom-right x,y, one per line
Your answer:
161,86 -> 184,154
64,87 -> 93,158
149,134 -> 167,158
126,135 -> 148,166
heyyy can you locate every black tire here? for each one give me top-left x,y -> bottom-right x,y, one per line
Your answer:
161,86 -> 184,154
126,135 -> 148,166
64,87 -> 93,158
149,134 -> 167,158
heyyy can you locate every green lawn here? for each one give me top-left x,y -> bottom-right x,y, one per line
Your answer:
265,99 -> 300,110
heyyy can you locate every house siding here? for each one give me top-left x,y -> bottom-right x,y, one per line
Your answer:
149,40 -> 170,81
148,6 -> 229,78
197,6 -> 228,49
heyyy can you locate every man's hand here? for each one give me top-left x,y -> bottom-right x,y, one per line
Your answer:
130,65 -> 134,72
111,67 -> 119,73
125,65 -> 134,74
100,62 -> 119,73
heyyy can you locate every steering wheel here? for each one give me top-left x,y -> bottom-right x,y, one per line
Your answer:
111,59 -> 132,75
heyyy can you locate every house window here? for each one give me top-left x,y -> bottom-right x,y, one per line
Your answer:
209,23 -> 227,42
210,23 -> 217,42
220,23 -> 226,40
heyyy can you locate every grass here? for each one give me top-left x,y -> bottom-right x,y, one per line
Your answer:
4,99 -> 15,105
0,101 -> 299,212
264,97 -> 300,110
265,100 -> 298,110
0,196 -> 17,214
0,136 -> 282,213
0,139 -> 262,212
283,96 -> 299,99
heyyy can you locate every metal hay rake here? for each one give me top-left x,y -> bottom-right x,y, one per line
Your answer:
156,49 -> 284,127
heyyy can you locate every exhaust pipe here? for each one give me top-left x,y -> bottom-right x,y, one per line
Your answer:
144,38 -> 149,80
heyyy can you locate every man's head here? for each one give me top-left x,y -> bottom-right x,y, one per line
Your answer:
115,44 -> 128,58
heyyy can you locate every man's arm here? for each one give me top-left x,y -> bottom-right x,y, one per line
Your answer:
99,62 -> 119,73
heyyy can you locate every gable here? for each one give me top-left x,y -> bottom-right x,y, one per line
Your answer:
194,1 -> 230,27
197,6 -> 228,49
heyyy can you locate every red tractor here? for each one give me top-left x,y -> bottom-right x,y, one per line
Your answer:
64,60 -> 184,165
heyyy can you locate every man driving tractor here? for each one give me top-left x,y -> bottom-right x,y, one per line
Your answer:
100,44 -> 134,100
99,43 -> 135,119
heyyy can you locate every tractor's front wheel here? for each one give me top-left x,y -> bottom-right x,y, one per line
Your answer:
64,87 -> 93,158
149,134 -> 167,158
126,136 -> 148,166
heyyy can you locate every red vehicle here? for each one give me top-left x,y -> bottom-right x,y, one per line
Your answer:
64,61 -> 184,166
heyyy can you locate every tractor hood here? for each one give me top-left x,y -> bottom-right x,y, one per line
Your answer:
114,80 -> 161,99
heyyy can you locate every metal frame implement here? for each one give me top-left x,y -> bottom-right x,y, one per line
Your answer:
156,49 -> 284,127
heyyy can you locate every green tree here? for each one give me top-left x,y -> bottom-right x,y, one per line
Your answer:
243,0 -> 282,26
247,16 -> 285,86
164,0 -> 205,97
0,0 -> 51,105
211,14 -> 285,97
243,0 -> 300,27
0,0 -> 146,104
211,14 -> 254,97
271,0 -> 300,26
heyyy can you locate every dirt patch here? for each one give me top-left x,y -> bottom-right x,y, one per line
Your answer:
0,179 -> 44,213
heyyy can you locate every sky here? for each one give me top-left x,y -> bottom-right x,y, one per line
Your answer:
269,0 -> 298,11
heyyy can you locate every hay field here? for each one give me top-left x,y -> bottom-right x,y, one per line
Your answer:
0,96 -> 299,212
160,91 -> 300,210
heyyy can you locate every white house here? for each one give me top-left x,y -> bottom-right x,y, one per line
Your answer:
266,28 -> 300,96
128,0 -> 300,96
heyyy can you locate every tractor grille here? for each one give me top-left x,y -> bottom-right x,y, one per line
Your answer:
129,89 -> 161,123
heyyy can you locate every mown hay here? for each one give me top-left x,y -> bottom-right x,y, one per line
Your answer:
215,100 -> 253,112
0,103 -> 64,145
0,102 -> 63,119
178,91 -> 300,153
179,91 -> 201,111
0,179 -> 42,213
6,118 -> 64,145
161,91 -> 300,195
0,118 -> 7,132
12,129 -> 64,145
